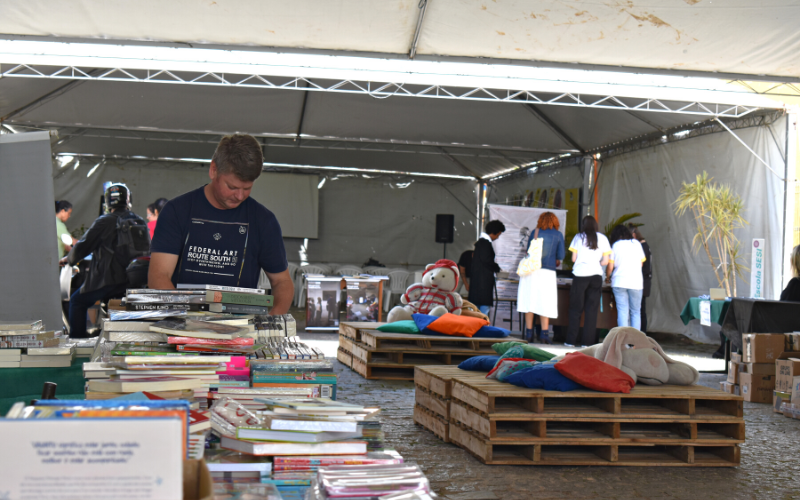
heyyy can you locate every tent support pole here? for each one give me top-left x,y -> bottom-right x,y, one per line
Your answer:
581,156 -> 593,219
408,0 -> 430,59
782,111 -> 798,293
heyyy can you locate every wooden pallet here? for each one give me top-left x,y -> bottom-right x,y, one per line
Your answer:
450,399 -> 744,444
413,404 -> 450,443
339,322 -> 383,342
414,365 -> 471,399
449,422 -> 740,466
415,385 -> 450,419
336,347 -> 353,368
451,378 -> 744,420
360,330 -> 511,351
351,340 -> 489,366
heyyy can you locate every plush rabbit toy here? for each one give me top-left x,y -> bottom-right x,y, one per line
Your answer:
557,327 -> 700,386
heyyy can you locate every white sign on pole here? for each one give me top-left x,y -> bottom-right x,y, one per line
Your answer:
699,300 -> 711,326
750,238 -> 765,298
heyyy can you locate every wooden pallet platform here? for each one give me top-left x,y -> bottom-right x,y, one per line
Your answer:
449,422 -> 740,466
413,404 -> 450,443
351,340 -> 491,366
451,377 -> 744,420
360,330 -> 512,351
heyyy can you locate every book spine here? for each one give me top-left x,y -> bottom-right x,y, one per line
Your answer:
127,289 -> 206,295
125,303 -> 209,311
206,291 -> 273,307
179,284 -> 265,294
0,339 -> 59,348
0,334 -> 53,341
210,303 -> 270,315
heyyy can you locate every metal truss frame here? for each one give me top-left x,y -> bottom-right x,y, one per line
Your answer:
0,63 -> 762,118
486,110 -> 785,184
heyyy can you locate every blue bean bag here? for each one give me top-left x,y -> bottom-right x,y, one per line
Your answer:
457,355 -> 501,372
505,363 -> 584,392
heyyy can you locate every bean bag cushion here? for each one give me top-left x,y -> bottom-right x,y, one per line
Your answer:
491,341 -> 556,362
376,320 -> 420,334
505,364 -> 584,392
486,359 -> 539,381
458,355 -> 501,372
472,325 -> 511,338
555,352 -> 636,394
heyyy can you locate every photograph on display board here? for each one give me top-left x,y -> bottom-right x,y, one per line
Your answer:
306,280 -> 341,328
344,281 -> 380,322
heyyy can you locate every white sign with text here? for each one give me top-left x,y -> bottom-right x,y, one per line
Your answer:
0,418 -> 183,500
750,239 -> 765,298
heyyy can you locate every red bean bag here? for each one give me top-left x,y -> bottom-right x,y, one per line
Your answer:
555,352 -> 635,394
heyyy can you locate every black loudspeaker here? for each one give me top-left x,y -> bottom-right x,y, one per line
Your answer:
435,214 -> 455,243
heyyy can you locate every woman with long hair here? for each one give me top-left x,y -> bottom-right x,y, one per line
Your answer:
565,215 -> 611,346
780,245 -> 800,302
628,224 -> 652,331
605,225 -> 646,330
517,212 -> 565,344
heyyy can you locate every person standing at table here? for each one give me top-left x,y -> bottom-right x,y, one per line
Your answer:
606,225 -> 645,330
458,249 -> 473,294
517,212 -> 564,344
628,224 -> 652,331
148,134 -> 294,314
565,216 -> 611,347
469,220 -> 505,315
146,198 -> 169,240
55,200 -> 78,258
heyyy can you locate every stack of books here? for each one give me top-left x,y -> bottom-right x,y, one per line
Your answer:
251,358 -> 338,399
85,354 -> 228,405
312,464 -> 432,500
267,451 -> 404,500
124,285 -> 273,315
0,320 -> 69,368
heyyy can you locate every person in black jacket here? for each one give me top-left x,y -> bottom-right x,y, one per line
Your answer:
781,245 -> 800,302
468,220 -> 505,315
60,183 -> 146,338
629,224 -> 652,332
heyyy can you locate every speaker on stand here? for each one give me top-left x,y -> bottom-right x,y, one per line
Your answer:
435,214 -> 454,259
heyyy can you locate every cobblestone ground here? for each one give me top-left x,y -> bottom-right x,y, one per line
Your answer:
293,308 -> 800,499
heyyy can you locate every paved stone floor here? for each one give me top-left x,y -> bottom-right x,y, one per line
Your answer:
292,307 -> 800,500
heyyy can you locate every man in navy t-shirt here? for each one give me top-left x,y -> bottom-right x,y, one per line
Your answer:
148,134 -> 294,314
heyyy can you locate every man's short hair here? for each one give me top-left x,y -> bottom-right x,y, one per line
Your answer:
212,134 -> 264,182
485,220 -> 505,235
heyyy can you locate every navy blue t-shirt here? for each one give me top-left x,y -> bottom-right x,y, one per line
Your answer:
151,186 -> 288,289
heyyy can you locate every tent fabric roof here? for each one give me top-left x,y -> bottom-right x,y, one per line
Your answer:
2,0 -> 800,79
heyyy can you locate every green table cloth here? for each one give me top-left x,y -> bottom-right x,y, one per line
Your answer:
679,297 -> 731,326
0,358 -> 85,415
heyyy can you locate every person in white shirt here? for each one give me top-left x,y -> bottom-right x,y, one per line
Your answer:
565,216 -> 611,346
605,225 -> 646,330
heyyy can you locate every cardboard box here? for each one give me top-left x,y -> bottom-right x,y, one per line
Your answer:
739,363 -> 775,376
791,376 -> 800,406
727,361 -> 740,384
785,333 -> 800,352
739,372 -> 775,403
775,355 -> 800,393
742,334 -> 785,363
719,381 -> 740,395
774,390 -> 792,413
183,459 -> 213,500
731,352 -> 742,364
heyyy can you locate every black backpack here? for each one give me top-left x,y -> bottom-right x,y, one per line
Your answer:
112,211 -> 151,267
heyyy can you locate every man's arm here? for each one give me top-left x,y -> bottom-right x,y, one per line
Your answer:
65,216 -> 111,266
458,265 -> 470,291
266,269 -> 294,315
148,252 -> 179,289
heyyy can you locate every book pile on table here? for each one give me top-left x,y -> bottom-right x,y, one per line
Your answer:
0,320 -> 72,368
251,357 -> 338,400
123,285 -> 273,315
205,448 -> 273,483
208,397 -> 390,500
307,463 -> 433,500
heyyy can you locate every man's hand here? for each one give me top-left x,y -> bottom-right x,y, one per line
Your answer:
266,269 -> 295,315
58,256 -> 69,267
148,252 -> 179,289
